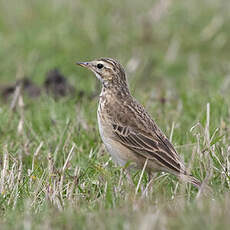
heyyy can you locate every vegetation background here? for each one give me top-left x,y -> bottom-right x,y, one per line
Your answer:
0,0 -> 230,229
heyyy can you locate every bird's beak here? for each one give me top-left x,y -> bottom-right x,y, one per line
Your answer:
76,62 -> 89,68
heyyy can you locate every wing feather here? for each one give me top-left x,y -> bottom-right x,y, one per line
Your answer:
112,123 -> 183,173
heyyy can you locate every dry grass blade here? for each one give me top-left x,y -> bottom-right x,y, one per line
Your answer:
135,158 -> 148,196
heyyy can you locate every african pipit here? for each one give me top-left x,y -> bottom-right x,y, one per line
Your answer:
77,58 -> 201,188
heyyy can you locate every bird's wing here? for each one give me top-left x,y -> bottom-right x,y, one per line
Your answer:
112,123 -> 183,174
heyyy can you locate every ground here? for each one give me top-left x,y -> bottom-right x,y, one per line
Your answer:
0,0 -> 230,229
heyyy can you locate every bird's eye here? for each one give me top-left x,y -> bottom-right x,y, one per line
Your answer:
97,63 -> 104,69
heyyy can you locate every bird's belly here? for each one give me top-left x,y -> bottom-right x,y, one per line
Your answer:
103,138 -> 128,166
97,111 -> 127,166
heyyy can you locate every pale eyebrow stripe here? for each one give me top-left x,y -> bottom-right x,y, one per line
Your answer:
100,58 -> 116,67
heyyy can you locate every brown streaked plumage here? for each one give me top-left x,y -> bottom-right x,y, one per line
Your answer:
77,57 -> 201,188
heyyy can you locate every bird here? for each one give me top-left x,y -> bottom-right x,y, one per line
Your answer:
77,57 -> 201,188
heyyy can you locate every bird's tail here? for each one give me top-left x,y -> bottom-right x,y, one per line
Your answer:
179,173 -> 213,197
180,174 -> 201,189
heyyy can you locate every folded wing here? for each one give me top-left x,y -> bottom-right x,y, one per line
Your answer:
112,123 -> 185,174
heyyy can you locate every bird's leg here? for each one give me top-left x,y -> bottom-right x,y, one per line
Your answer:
141,171 -> 156,197
148,171 -> 153,183
124,169 -> 134,186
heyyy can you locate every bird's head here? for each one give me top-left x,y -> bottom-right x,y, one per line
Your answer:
77,58 -> 127,87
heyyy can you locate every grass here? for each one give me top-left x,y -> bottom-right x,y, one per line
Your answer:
0,0 -> 230,229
